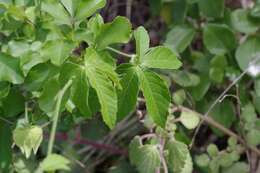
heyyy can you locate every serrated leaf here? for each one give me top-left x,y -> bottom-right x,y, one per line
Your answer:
40,154 -> 70,171
165,140 -> 193,173
165,25 -> 195,53
180,109 -> 200,129
96,16 -> 132,49
42,1 -> 71,26
85,48 -> 118,128
129,137 -> 160,173
0,52 -> 24,84
75,0 -> 106,21
134,26 -> 150,58
203,24 -> 237,55
41,40 -> 74,66
116,64 -> 139,121
141,46 -> 182,70
139,69 -> 171,127
13,125 -> 43,158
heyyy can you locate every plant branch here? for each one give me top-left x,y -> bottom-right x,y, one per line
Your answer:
190,54 -> 260,147
47,79 -> 73,155
106,46 -> 135,58
173,106 -> 260,156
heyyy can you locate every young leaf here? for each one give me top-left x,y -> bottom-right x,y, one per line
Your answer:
95,16 -> 132,49
139,69 -> 171,127
40,154 -> 70,171
13,125 -> 43,158
134,26 -> 150,58
180,109 -> 200,129
203,24 -> 237,55
165,25 -> 195,53
165,140 -> 193,173
42,1 -> 71,26
75,0 -> 106,21
129,137 -> 160,173
140,46 -> 182,70
0,52 -> 24,84
116,64 -> 139,121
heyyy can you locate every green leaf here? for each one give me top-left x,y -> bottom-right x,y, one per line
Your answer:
207,144 -> 219,157
172,89 -> 186,105
96,16 -> 132,49
2,88 -> 25,117
165,25 -> 195,53
116,64 -> 139,121
180,109 -> 200,129
139,69 -> 171,127
129,137 -> 160,173
40,154 -> 70,171
0,122 -> 12,172
203,24 -> 237,55
134,26 -> 150,58
255,78 -> 260,97
209,100 -> 236,136
241,103 -> 257,123
42,1 -> 71,26
85,49 -> 118,128
41,40 -> 74,66
0,52 -> 24,84
141,46 -> 182,70
24,63 -> 58,92
171,71 -> 200,87
231,9 -> 258,34
0,82 -> 10,99
39,76 -> 69,116
13,125 -> 43,158
195,154 -> 210,167
75,0 -> 106,21
60,63 -> 93,118
246,129 -> 260,146
165,140 -> 193,173
198,0 -> 224,18
222,162 -> 249,173
189,73 -> 211,101
235,36 -> 260,71
172,0 -> 187,24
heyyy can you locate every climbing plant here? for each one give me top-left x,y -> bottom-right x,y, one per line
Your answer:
0,0 -> 260,173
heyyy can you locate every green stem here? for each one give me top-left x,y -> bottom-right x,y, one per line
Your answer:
106,46 -> 135,58
47,79 -> 73,155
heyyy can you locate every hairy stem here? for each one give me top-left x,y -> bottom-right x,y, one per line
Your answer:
47,79 -> 73,155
